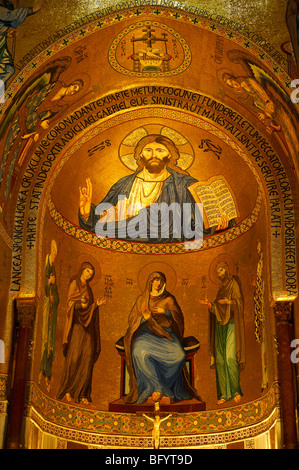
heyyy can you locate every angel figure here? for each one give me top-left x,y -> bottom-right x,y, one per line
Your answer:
143,413 -> 172,449
225,50 -> 299,163
0,56 -> 84,202
222,71 -> 281,134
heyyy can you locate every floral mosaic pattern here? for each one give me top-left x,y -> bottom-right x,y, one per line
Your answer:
0,376 -> 7,401
1,367 -> 280,447
47,188 -> 262,254
24,381 -> 280,448
27,381 -> 280,436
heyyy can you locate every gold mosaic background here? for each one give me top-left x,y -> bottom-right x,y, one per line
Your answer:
13,0 -> 290,71
0,0 -> 298,450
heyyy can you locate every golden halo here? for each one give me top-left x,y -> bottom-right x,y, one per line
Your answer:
119,124 -> 194,171
74,252 -> 102,286
209,253 -> 237,285
137,262 -> 177,292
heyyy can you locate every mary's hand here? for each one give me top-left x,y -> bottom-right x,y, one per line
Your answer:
142,308 -> 151,320
79,178 -> 92,218
97,297 -> 107,306
151,307 -> 165,315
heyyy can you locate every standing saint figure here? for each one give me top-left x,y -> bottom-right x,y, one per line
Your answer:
0,0 -> 44,84
57,262 -> 106,405
198,261 -> 245,405
251,240 -> 269,392
143,413 -> 172,449
39,240 -> 59,392
123,271 -> 201,405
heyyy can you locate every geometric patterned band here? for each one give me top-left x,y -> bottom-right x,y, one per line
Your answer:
47,189 -> 263,254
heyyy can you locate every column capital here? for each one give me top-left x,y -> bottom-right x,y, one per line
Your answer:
273,301 -> 293,324
16,297 -> 36,328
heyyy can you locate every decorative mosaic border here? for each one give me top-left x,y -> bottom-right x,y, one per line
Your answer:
158,409 -> 280,448
26,400 -> 280,449
0,376 -> 8,416
0,376 -> 7,402
1,380 -> 281,447
1,4 -> 293,113
28,406 -> 280,448
0,401 -> 7,416
47,188 -> 262,254
27,381 -> 280,435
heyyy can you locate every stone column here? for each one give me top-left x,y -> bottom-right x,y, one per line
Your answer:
5,298 -> 36,449
274,301 -> 298,449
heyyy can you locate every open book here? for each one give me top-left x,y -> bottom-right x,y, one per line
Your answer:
188,176 -> 238,229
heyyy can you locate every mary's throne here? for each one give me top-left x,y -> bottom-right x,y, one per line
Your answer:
109,334 -> 206,413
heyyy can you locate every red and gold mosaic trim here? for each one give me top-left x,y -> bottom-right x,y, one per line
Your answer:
24,381 -> 280,448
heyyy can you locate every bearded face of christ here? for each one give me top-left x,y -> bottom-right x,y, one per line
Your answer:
140,142 -> 171,174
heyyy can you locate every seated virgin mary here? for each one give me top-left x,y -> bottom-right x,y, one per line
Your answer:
123,271 -> 201,405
